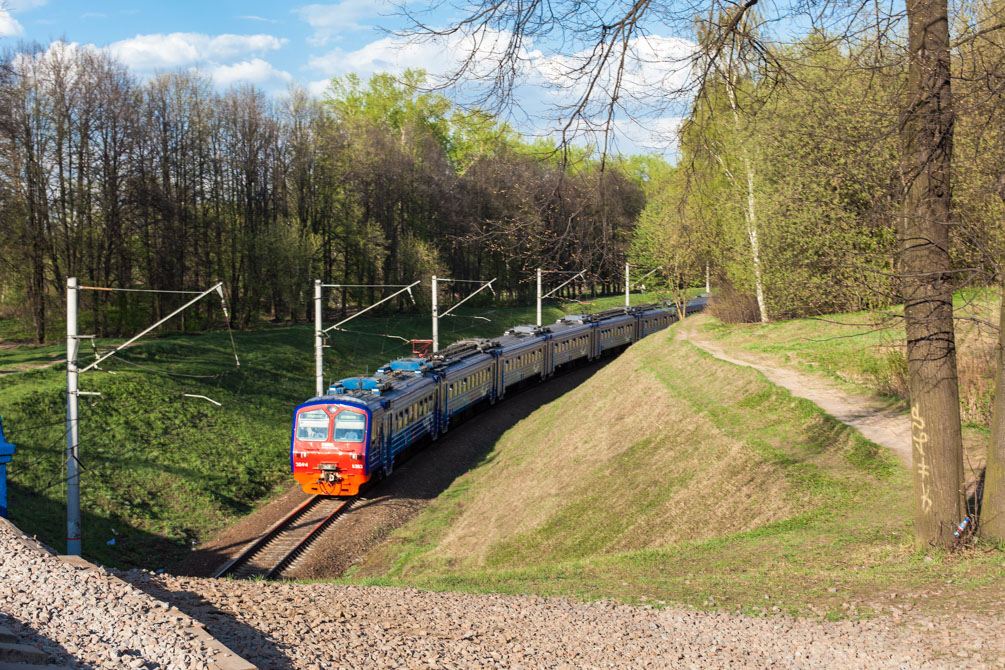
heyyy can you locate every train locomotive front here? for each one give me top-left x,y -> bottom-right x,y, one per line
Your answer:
290,397 -> 374,496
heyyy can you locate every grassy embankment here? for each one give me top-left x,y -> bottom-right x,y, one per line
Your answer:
348,295 -> 1005,618
0,292 -> 659,568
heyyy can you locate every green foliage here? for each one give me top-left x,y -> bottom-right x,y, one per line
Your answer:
0,290 -> 656,568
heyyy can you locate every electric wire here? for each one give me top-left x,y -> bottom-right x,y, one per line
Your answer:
2,418 -> 68,436
79,286 -> 203,294
100,354 -> 235,379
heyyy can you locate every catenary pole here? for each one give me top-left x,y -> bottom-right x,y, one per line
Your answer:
67,280 -> 232,556
536,268 -> 542,327
66,278 -> 81,556
625,262 -> 630,307
315,279 -> 323,397
433,277 -> 495,352
432,276 -> 439,353
315,281 -> 419,385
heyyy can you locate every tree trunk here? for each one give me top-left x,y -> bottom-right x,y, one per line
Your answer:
743,156 -> 768,324
899,0 -> 965,548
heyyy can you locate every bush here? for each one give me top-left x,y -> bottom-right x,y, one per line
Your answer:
708,284 -> 761,324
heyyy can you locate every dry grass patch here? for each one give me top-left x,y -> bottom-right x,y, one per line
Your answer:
356,327 -> 892,581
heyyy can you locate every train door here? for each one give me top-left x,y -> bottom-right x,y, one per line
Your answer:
491,352 -> 501,402
439,376 -> 449,432
544,335 -> 553,377
381,413 -> 391,473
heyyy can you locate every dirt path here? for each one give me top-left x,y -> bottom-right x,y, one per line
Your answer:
677,317 -> 913,467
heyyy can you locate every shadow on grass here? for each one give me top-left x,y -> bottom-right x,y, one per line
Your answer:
178,357 -> 616,580
5,480 -> 190,569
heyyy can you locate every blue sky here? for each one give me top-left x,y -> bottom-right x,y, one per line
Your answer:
0,0 -> 436,95
0,0 -> 694,155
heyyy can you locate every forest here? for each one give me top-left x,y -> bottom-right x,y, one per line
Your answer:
4,27 -> 1004,344
0,50 -> 643,343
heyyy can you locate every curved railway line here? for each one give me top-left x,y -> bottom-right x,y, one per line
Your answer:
213,495 -> 355,580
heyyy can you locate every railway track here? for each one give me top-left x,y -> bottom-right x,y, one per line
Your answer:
213,495 -> 354,580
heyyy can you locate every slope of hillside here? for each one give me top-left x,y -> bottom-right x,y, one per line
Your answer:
350,322 -> 1004,617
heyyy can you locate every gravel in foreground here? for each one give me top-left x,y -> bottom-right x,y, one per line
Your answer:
119,571 -> 1001,670
4,516 -> 1002,669
0,520 -> 236,669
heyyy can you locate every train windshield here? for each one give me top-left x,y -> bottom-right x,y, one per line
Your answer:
296,409 -> 330,441
334,411 -> 366,443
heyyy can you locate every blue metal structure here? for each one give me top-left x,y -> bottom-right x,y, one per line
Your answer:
0,415 -> 16,519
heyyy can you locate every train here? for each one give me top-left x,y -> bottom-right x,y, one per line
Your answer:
290,298 -> 705,496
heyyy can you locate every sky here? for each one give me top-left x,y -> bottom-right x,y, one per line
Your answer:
0,0 -> 694,156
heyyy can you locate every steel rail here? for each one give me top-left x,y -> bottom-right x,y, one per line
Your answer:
213,495 -> 354,580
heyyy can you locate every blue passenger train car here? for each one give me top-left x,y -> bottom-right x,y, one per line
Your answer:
291,298 -> 702,496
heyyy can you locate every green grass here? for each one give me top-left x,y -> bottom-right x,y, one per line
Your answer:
336,321 -> 1004,619
0,291 -> 665,568
703,288 -> 1001,431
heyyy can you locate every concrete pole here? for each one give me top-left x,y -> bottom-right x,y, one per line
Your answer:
706,264 -> 710,294
314,279 -> 323,397
432,275 -> 439,353
536,268 -> 542,326
625,262 -> 630,307
66,277 -> 81,556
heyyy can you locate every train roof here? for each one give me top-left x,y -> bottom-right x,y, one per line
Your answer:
495,324 -> 549,352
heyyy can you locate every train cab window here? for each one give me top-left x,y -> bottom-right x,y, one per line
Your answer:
334,411 -> 366,443
296,409 -> 330,441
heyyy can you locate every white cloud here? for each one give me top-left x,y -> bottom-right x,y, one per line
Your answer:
609,116 -> 687,155
108,32 -> 286,71
308,78 -> 332,97
6,0 -> 47,12
211,58 -> 294,89
306,29 -> 692,156
9,41 -> 100,82
308,29 -> 519,79
294,1 -> 395,45
0,8 -> 25,37
536,35 -> 696,103
237,15 -> 279,24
